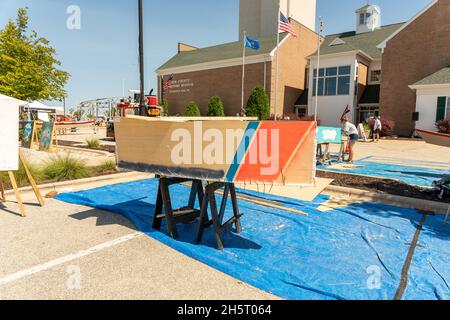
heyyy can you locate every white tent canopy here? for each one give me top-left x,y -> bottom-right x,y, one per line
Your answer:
0,93 -> 63,112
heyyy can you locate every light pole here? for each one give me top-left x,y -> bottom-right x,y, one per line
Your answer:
314,17 -> 323,122
138,0 -> 146,116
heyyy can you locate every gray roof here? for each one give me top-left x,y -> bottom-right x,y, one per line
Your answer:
316,23 -> 404,59
413,67 -> 450,86
157,33 -> 289,71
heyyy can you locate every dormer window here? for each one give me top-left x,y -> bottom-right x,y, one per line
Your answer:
359,12 -> 371,25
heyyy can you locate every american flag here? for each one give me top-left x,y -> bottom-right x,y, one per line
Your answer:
163,74 -> 174,90
279,12 -> 297,37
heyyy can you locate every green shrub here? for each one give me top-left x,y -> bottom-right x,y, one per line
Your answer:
159,99 -> 169,116
99,160 -> 117,172
206,96 -> 225,117
43,154 -> 91,181
185,101 -> 201,117
86,138 -> 101,149
246,86 -> 270,120
1,160 -> 43,189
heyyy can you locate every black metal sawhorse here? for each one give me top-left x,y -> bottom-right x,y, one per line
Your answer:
152,177 -> 204,239
195,182 -> 243,250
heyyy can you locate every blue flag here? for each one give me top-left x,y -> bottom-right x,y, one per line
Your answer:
245,36 -> 260,50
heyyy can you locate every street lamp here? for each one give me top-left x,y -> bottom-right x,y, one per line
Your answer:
138,0 -> 146,116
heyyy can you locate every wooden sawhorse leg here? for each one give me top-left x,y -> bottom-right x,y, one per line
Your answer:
196,182 -> 243,250
0,174 -> 5,203
152,177 -> 204,239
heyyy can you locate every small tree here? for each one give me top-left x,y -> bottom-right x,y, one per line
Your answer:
246,86 -> 270,120
185,101 -> 201,117
207,96 -> 225,117
158,99 -> 169,116
0,8 -> 69,101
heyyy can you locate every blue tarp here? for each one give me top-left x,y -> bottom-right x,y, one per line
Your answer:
56,179 -> 450,300
318,157 -> 448,187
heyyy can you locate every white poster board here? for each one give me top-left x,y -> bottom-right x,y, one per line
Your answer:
0,99 -> 19,171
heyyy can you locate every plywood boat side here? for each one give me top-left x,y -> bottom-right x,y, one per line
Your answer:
417,129 -> 450,148
115,116 -> 317,185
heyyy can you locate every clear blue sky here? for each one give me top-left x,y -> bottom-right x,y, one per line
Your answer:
0,0 -> 432,110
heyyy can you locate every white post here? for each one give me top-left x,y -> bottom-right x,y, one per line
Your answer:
241,31 -> 246,115
274,1 -> 281,120
314,17 -> 323,122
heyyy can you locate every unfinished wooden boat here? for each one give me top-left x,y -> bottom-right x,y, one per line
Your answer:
417,129 -> 450,148
55,120 -> 95,130
115,116 -> 317,186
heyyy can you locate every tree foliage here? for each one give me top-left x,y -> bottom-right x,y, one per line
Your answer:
0,8 -> 69,101
246,86 -> 270,120
207,96 -> 225,117
185,101 -> 201,117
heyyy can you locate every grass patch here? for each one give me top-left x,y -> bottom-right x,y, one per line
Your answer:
1,155 -> 119,190
43,154 -> 92,181
86,138 -> 101,149
1,160 -> 43,189
98,160 -> 117,172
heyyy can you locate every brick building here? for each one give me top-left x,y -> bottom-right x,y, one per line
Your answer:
379,0 -> 450,135
156,0 -> 318,117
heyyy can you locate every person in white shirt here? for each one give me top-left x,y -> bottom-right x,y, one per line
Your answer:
373,116 -> 382,143
341,116 -> 359,164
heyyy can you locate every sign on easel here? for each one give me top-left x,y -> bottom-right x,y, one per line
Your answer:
0,100 -> 19,171
22,121 -> 38,149
39,121 -> 58,152
0,99 -> 45,217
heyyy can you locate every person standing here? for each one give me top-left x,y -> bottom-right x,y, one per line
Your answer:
373,116 -> 382,143
341,116 -> 359,164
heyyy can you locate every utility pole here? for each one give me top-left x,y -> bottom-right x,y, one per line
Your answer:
138,0 -> 146,116
314,17 -> 323,122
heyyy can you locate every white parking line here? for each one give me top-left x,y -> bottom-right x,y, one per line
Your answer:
0,232 -> 144,286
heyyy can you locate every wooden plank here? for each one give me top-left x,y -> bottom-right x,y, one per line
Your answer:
19,153 -> 45,207
0,174 -> 5,202
8,171 -> 25,217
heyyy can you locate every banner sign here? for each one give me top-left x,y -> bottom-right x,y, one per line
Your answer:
317,127 -> 342,144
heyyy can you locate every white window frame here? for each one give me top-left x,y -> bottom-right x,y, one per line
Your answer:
370,70 -> 381,83
446,97 -> 450,118
313,65 -> 351,97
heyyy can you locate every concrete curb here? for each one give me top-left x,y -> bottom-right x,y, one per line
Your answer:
4,171 -> 153,197
323,185 -> 449,214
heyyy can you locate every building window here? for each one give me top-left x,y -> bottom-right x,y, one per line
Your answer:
359,13 -> 371,25
295,106 -> 307,117
313,65 -> 351,96
371,70 -> 381,82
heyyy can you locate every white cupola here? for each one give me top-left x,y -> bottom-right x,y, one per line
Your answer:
356,4 -> 381,34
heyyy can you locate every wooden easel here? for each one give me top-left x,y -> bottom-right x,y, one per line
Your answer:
0,153 -> 45,217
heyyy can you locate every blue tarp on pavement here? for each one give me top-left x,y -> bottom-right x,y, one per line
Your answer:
318,157 -> 448,187
56,179 -> 449,300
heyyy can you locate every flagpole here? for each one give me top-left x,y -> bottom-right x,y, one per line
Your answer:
241,31 -> 246,115
274,0 -> 281,121
314,17 -> 323,122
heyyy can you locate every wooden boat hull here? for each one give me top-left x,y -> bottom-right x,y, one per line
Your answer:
417,129 -> 450,148
115,116 -> 317,186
